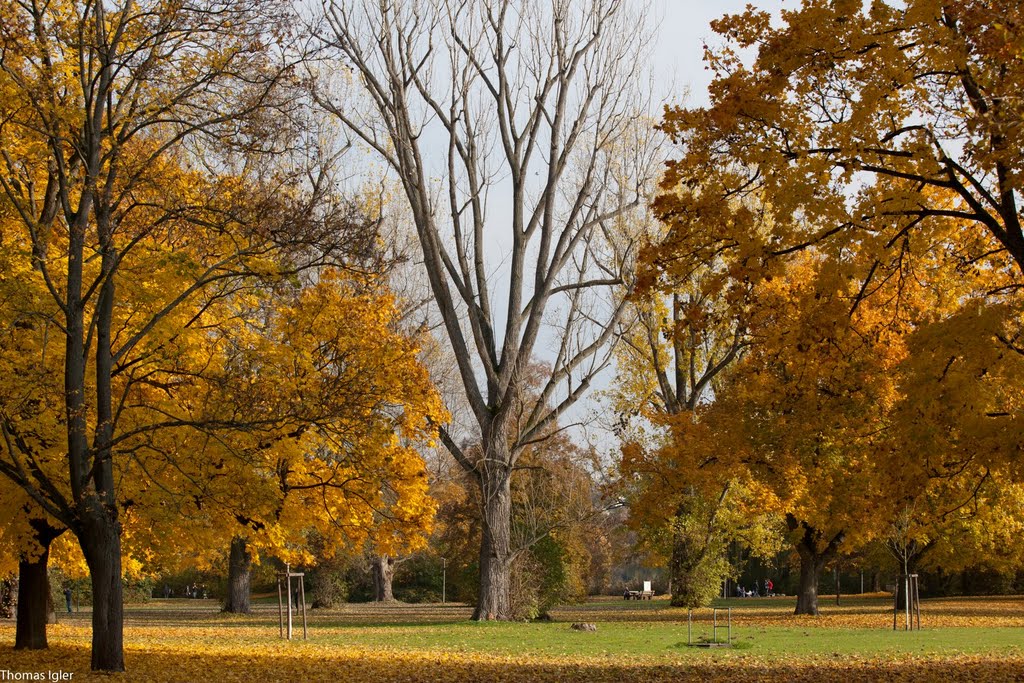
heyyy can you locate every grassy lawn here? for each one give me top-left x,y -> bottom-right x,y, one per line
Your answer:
3,594 -> 1024,681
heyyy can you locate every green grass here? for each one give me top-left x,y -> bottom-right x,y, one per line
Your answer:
46,593 -> 1024,664
302,619 -> 1024,662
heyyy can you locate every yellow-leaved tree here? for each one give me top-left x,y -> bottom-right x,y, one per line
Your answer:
646,0 -> 1024,615
0,0 -> 444,670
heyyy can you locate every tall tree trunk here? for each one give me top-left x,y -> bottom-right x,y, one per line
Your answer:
372,555 -> 396,602
473,448 -> 512,621
223,537 -> 252,614
788,515 -> 844,616
871,570 -> 882,592
80,512 -> 125,672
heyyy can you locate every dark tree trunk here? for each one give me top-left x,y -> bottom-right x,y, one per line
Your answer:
80,512 -> 125,672
788,515 -> 844,616
16,549 -> 51,649
871,570 -> 882,592
372,555 -> 396,602
223,537 -> 252,614
15,521 -> 64,649
473,443 -> 513,621
794,552 -> 823,615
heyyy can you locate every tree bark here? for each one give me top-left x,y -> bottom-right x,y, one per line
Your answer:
794,551 -> 823,615
371,555 -> 396,602
80,513 -> 125,672
223,537 -> 252,614
15,522 -> 62,650
15,549 -> 51,649
788,515 -> 844,616
473,450 -> 513,621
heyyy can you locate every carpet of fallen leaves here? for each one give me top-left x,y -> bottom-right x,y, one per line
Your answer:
2,596 -> 1024,682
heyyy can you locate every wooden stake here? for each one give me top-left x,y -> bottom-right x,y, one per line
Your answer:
300,575 -> 307,640
277,576 -> 283,638
286,562 -> 293,640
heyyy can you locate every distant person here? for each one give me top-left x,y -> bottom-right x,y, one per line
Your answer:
623,588 -> 630,600
766,578 -> 774,596
64,587 -> 72,613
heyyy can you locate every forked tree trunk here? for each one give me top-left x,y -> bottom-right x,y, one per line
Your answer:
223,537 -> 252,614
372,555 -> 396,602
788,515 -> 844,616
473,447 -> 513,621
80,511 -> 125,671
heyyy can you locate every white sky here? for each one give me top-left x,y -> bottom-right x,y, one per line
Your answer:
649,0 -> 787,106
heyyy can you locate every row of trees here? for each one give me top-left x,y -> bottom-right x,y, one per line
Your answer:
0,0 -> 448,670
617,0 -> 1024,615
3,0 -> 1023,673
1,0 -> 659,671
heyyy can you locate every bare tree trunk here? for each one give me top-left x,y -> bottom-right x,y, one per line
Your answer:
371,555 -> 397,602
474,463 -> 512,620
223,537 -> 252,614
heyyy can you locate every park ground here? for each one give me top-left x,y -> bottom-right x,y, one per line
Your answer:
3,594 -> 1024,681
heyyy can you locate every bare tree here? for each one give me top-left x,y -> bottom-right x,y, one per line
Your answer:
317,0 -> 658,619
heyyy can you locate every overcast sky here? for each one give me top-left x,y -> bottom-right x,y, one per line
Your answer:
649,0 -> 787,106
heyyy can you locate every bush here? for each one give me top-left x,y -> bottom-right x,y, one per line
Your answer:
393,555 -> 443,604
307,568 -> 348,608
123,578 -> 154,603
